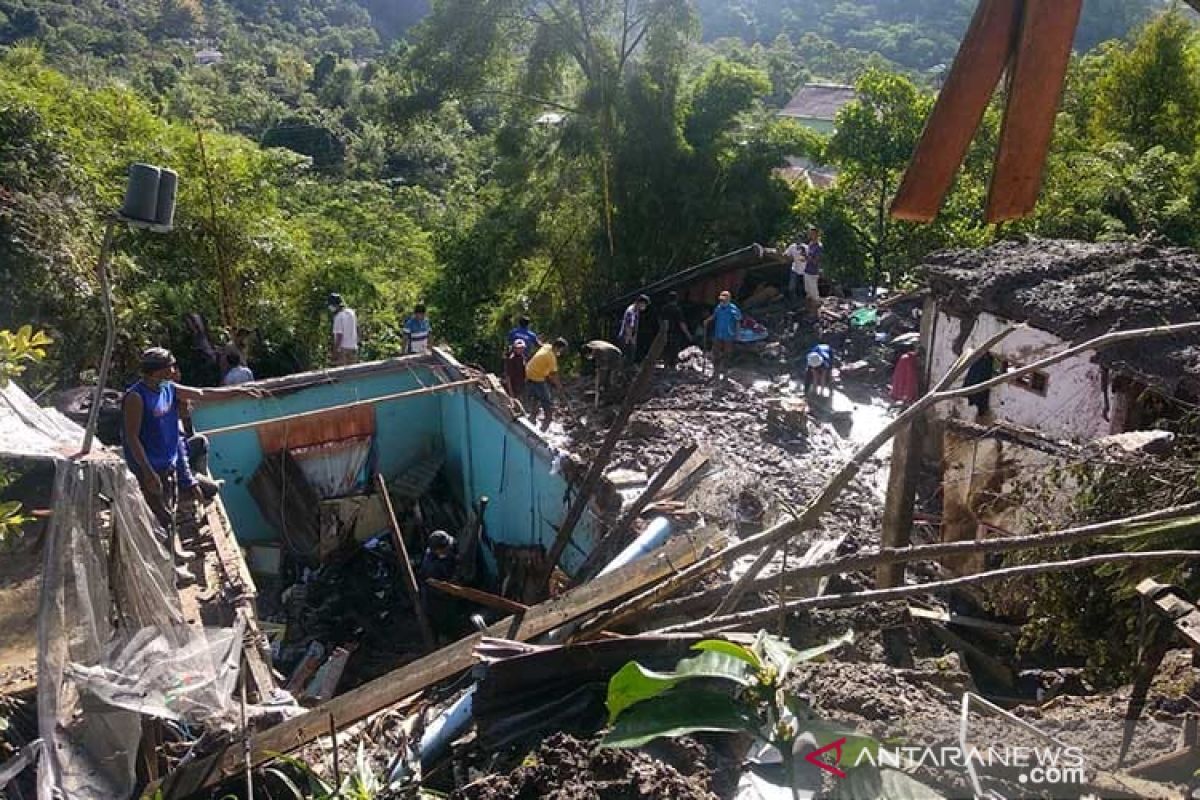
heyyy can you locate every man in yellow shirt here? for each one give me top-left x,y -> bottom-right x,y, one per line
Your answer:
525,338 -> 568,430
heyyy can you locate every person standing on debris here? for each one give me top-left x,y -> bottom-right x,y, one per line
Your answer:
221,351 -> 254,386
803,225 -> 824,317
704,291 -> 742,382
329,293 -> 359,366
804,341 -> 834,398
418,530 -> 459,641
660,291 -> 692,369
583,339 -> 623,407
503,338 -> 528,399
619,295 -> 650,366
783,237 -> 809,303
507,316 -> 541,360
525,337 -> 568,430
123,348 -> 257,583
403,304 -> 432,355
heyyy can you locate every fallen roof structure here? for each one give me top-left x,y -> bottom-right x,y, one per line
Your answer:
600,244 -> 787,314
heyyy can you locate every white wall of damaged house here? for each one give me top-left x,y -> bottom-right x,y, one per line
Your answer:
926,308 -> 1114,442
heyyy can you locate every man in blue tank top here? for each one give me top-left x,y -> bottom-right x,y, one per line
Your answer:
123,347 -> 258,584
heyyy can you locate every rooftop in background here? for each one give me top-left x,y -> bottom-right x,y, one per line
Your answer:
778,83 -> 857,130
921,239 -> 1200,393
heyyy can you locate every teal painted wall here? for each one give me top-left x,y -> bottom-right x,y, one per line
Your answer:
192,366 -> 599,575
192,368 -> 443,543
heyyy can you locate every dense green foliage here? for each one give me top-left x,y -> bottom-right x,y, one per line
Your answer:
0,0 -> 1194,385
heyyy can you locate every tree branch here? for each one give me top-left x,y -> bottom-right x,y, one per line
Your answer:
656,550 -> 1200,635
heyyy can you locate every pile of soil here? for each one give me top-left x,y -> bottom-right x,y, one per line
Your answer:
454,733 -> 726,800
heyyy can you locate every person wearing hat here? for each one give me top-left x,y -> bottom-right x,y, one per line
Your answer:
804,341 -> 834,398
123,347 -> 258,583
418,530 -> 459,641
503,337 -> 528,400
619,294 -> 650,366
328,293 -> 359,366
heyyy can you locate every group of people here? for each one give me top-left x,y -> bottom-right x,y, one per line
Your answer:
502,316 -> 570,431
328,292 -> 433,366
784,225 -> 825,317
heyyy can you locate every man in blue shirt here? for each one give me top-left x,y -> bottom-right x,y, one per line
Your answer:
704,290 -> 742,382
123,347 -> 258,583
805,341 -> 834,398
507,316 -> 541,360
403,304 -> 433,355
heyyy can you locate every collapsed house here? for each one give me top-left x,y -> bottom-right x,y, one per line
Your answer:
919,239 -> 1200,564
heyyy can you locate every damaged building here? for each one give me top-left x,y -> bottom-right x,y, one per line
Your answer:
920,239 -> 1200,564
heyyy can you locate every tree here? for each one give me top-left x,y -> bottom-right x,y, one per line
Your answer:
824,69 -> 929,285
1093,9 -> 1200,156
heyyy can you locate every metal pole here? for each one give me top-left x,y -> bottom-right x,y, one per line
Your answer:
81,218 -> 118,455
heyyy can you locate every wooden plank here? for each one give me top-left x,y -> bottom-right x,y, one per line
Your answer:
151,528 -> 723,799
427,579 -> 529,614
985,0 -> 1084,222
199,380 -> 475,438
376,473 -> 437,652
891,0 -> 1023,222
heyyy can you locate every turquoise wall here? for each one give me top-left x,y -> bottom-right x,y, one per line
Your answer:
192,365 -> 599,575
440,392 -> 599,576
192,368 -> 443,544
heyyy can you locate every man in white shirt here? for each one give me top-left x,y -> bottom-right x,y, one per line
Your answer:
221,352 -> 254,385
783,238 -> 808,303
329,293 -> 359,366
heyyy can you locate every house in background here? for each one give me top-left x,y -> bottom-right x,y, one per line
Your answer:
778,83 -> 857,134
776,83 -> 856,188
918,239 -> 1200,567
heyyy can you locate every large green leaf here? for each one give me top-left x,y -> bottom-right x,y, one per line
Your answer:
692,639 -> 762,669
605,649 -> 757,722
601,689 -> 758,748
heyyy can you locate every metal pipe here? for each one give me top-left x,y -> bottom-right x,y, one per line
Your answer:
81,218 -> 118,455
390,686 -> 477,783
597,517 -> 672,577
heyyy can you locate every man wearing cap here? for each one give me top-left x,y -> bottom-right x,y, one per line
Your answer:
804,341 -> 834,398
329,293 -> 359,366
418,530 -> 459,641
503,337 -> 528,400
619,295 -> 650,366
123,347 -> 257,583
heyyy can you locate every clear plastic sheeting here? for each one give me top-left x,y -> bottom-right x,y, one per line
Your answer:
37,457 -> 244,800
0,379 -> 83,459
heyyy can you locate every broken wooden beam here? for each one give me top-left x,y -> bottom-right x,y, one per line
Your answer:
891,0 -> 1022,222
574,442 -> 697,583
985,0 -> 1084,222
376,473 -> 436,652
149,528 -> 725,799
542,328 -> 668,590
427,579 -> 529,614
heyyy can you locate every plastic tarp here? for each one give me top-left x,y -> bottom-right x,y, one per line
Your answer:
37,457 -> 244,800
0,380 -> 82,459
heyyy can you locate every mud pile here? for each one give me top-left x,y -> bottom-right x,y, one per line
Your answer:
454,733 -> 731,800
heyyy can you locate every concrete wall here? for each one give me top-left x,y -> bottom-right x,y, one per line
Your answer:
926,307 -> 1112,442
191,360 -> 600,575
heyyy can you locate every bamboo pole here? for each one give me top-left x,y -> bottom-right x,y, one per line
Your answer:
657,550 -> 1200,635
644,505 -> 1200,622
376,473 -> 437,652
